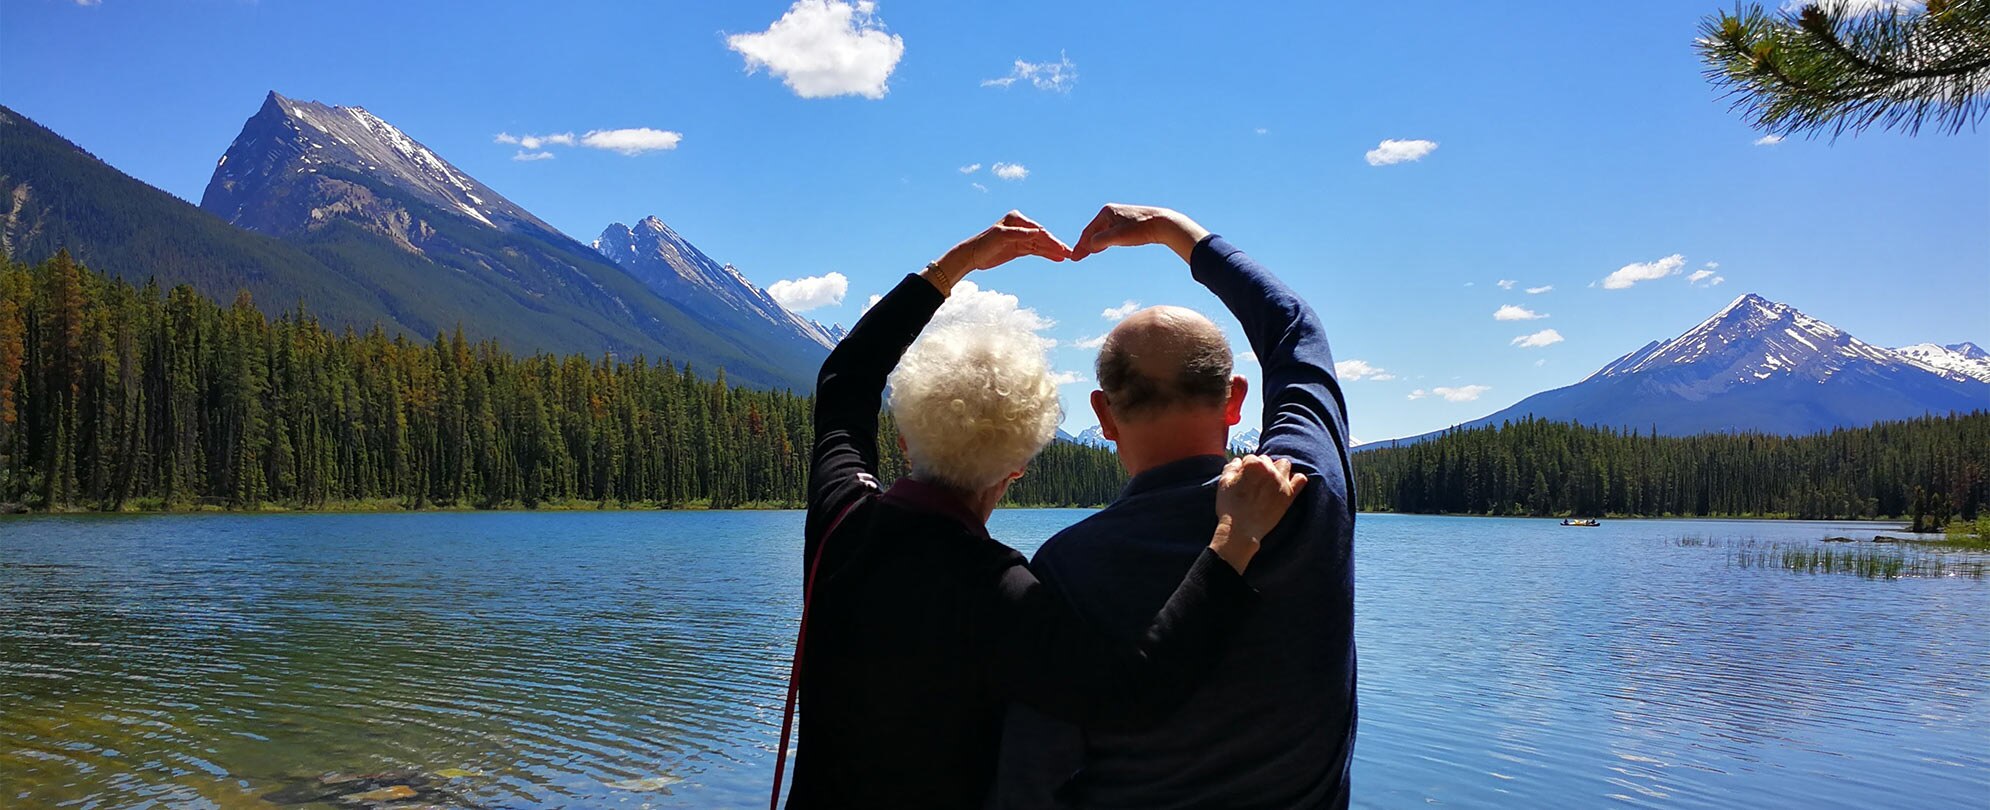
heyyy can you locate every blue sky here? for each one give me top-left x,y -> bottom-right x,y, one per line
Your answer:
4,0 -> 1985,441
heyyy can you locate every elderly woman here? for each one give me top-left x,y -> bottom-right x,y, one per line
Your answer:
783,212 -> 1307,808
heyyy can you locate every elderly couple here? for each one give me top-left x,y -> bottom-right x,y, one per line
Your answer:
787,205 -> 1356,809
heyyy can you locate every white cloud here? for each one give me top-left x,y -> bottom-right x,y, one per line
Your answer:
1048,370 -> 1086,386
1687,269 -> 1716,283
861,293 -> 883,314
1408,385 -> 1490,402
1526,285 -> 1554,294
929,279 -> 1054,334
982,52 -> 1077,92
959,163 -> 982,174
1335,359 -> 1397,381
970,182 -> 988,193
766,271 -> 849,312
1494,304 -> 1548,321
1687,263 -> 1727,287
512,150 -> 556,162
726,0 -> 905,100
72,0 -> 101,5
579,128 -> 683,155
1511,328 -> 1564,348
1255,127 -> 1269,135
495,132 -> 578,149
992,162 -> 1029,181
1101,300 -> 1140,321
1237,351 -> 1259,364
1074,334 -> 1107,349
1601,254 -> 1686,290
1496,279 -> 1517,290
1535,358 -> 1548,367
1365,138 -> 1438,166
1754,134 -> 1785,146
496,129 -> 678,156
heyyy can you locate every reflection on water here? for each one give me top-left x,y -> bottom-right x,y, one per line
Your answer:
2,511 -> 1986,808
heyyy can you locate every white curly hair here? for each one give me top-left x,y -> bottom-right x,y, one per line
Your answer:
888,319 -> 1063,492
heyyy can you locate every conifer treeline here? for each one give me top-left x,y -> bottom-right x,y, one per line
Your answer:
1354,414 -> 1988,522
0,252 -> 1127,511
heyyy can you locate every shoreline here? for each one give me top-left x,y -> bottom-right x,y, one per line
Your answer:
0,504 -> 1926,527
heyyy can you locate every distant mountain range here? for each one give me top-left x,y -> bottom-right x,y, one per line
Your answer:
2,93 -> 828,391
1372,293 -> 1990,446
1059,424 -> 1262,455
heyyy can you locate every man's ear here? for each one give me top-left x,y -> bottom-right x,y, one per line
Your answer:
896,434 -> 908,455
1090,390 -> 1119,441
1008,468 -> 1025,482
1224,375 -> 1249,427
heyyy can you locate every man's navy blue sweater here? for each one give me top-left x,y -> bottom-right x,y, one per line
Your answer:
995,235 -> 1357,809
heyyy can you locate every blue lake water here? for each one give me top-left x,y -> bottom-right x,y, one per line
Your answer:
2,511 -> 1986,808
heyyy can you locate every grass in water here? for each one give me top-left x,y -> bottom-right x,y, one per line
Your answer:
1683,536 -> 1988,579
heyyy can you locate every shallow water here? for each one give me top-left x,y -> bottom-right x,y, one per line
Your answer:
1,511 -> 1985,808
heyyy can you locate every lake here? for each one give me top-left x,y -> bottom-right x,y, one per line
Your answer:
2,511 -> 1987,808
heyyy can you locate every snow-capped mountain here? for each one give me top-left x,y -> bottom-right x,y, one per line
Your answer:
204,92 -> 549,236
194,91 -> 823,391
814,321 -> 849,344
1382,293 -> 1989,442
1228,428 -> 1261,453
1894,342 -> 1990,384
1071,425 -> 1115,449
593,216 -> 837,352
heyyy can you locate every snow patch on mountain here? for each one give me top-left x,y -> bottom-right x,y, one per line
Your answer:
1229,427 -> 1261,453
1071,425 -> 1114,449
1894,342 -> 1990,384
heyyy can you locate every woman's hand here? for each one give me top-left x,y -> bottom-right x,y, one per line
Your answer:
1210,454 -> 1309,574
922,211 -> 1071,296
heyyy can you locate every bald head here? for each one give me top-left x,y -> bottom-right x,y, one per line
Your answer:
1096,306 -> 1234,420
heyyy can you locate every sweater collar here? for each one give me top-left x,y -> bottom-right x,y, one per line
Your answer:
881,477 -> 991,538
1122,454 -> 1228,500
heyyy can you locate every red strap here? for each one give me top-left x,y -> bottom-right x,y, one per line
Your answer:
770,495 -> 865,810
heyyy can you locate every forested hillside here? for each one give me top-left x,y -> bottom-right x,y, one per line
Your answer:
1354,413 -> 1988,524
0,252 -> 1125,512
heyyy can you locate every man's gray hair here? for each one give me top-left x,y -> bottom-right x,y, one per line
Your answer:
1095,310 -> 1233,419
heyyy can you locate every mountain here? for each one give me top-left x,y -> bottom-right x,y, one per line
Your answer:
1228,427 -> 1261,454
814,320 -> 849,344
1384,293 -> 1989,443
1071,425 -> 1115,449
0,103 -> 405,329
195,92 -> 818,390
1894,342 -> 1990,384
592,216 -> 834,365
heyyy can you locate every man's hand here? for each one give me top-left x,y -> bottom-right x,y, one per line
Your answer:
924,211 -> 1071,296
1069,204 -> 1212,264
1209,454 -> 1308,574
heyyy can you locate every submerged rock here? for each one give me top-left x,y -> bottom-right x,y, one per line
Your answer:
604,775 -> 683,792
343,785 -> 418,802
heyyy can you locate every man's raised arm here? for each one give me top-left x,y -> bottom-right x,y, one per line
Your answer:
1069,204 -> 1352,476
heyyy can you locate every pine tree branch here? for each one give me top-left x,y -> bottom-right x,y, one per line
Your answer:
1698,0 -> 1990,137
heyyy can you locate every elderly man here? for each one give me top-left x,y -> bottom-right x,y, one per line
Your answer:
996,205 -> 1356,809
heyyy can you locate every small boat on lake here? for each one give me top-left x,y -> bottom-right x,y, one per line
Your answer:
1561,518 -> 1601,527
